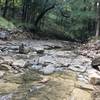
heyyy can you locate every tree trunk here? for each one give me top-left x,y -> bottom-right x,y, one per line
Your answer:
22,0 -> 30,22
12,0 -> 15,18
22,0 -> 27,22
96,2 -> 100,38
35,4 -> 55,28
2,0 -> 8,18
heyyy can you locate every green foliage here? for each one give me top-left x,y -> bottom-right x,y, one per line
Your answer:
68,0 -> 96,41
39,0 -> 96,42
0,0 -> 97,42
0,17 -> 15,29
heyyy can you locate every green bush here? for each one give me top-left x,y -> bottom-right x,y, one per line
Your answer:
0,17 -> 16,30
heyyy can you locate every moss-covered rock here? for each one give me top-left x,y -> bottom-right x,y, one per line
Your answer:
0,83 -> 19,94
21,70 -> 43,83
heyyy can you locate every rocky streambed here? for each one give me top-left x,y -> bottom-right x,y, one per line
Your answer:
0,39 -> 100,100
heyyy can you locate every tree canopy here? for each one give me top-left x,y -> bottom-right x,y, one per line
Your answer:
0,0 -> 99,42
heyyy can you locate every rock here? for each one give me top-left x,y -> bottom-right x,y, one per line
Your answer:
0,40 -> 6,45
56,57 -> 71,66
12,59 -> 26,68
2,56 -> 13,65
0,71 -> 5,78
92,85 -> 100,100
19,43 -> 24,54
95,40 -> 100,45
0,57 -> 4,63
0,64 -> 11,71
27,52 -> 37,59
3,72 -> 23,84
24,60 -> 36,67
0,83 -> 19,93
28,70 -> 93,100
22,70 -> 42,82
24,47 -> 31,54
0,50 -> 2,53
39,77 -> 50,83
92,57 -> 100,71
13,54 -> 28,59
75,81 -> 94,91
54,51 -> 76,58
41,51 -> 72,66
40,64 -> 55,75
26,58 -> 39,67
55,67 -> 64,72
35,47 -> 44,54
78,77 -> 89,83
32,64 -> 42,70
94,40 -> 100,50
19,43 -> 30,54
98,66 -> 100,70
0,31 -> 9,40
44,44 -> 62,50
29,84 -> 45,93
89,73 -> 100,85
70,88 -> 92,100
8,46 -> 19,50
39,55 -> 56,65
0,93 -> 13,100
34,47 -> 44,54
69,55 -> 91,72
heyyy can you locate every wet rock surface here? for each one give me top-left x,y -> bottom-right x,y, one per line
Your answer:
0,39 -> 100,100
0,31 -> 9,40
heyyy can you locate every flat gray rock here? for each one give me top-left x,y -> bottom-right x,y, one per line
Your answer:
32,64 -> 42,70
0,31 -> 9,39
40,64 -> 56,75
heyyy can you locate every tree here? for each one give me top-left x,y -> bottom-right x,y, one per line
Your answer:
62,0 -> 96,42
34,2 -> 55,28
96,1 -> 100,38
22,0 -> 31,22
0,0 -> 98,42
2,0 -> 9,17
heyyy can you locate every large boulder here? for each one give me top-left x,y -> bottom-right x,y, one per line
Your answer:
92,57 -> 100,71
89,73 -> 100,85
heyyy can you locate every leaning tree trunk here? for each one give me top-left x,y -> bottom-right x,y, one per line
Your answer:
96,1 -> 100,38
34,4 -> 55,28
